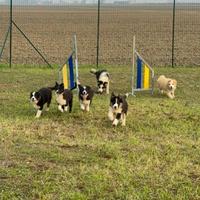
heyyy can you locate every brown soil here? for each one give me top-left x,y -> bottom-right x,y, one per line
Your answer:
0,5 -> 200,67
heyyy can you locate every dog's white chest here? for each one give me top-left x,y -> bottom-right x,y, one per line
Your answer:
113,107 -> 122,114
82,99 -> 90,105
32,102 -> 40,109
81,95 -> 90,105
56,94 -> 66,105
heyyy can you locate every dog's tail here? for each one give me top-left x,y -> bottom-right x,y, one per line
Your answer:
124,93 -> 129,99
106,72 -> 110,79
48,81 -> 59,91
90,68 -> 97,75
157,75 -> 165,81
77,80 -> 82,90
48,86 -> 56,91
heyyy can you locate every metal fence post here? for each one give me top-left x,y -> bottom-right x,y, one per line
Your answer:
96,0 -> 100,68
9,0 -> 13,68
172,0 -> 176,68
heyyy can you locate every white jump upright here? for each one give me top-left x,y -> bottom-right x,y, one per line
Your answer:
131,36 -> 154,96
59,34 -> 79,91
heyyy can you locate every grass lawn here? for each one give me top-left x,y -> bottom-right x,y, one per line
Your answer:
0,65 -> 200,200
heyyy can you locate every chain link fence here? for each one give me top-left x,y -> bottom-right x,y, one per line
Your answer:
0,1 -> 199,67
175,2 -> 200,66
0,1 -> 10,64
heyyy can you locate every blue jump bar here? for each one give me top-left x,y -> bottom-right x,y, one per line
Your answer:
136,56 -> 142,89
68,54 -> 75,89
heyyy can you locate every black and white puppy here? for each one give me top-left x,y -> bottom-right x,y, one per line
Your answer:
78,82 -> 94,112
30,88 -> 52,118
90,68 -> 110,94
52,82 -> 73,113
108,92 -> 128,126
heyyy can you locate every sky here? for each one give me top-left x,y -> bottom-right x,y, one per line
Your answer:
0,0 -> 200,4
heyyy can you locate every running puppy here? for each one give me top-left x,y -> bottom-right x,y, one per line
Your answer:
30,88 -> 52,118
52,82 -> 73,113
108,92 -> 128,126
78,82 -> 94,112
90,68 -> 110,94
157,75 -> 177,99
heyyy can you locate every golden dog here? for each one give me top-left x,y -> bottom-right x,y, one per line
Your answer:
157,75 -> 177,99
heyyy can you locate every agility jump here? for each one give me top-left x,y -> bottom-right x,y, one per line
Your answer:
131,36 -> 154,95
59,34 -> 79,90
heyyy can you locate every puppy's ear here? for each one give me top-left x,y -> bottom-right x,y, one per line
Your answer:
118,96 -> 123,102
30,92 -> 33,98
119,94 -> 125,101
173,79 -> 177,86
78,84 -> 82,89
111,92 -> 115,97
86,85 -> 91,90
124,93 -> 129,99
35,92 -> 41,100
104,82 -> 108,86
106,72 -> 110,78
167,80 -> 172,84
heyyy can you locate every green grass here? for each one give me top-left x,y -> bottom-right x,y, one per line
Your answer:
0,65 -> 200,200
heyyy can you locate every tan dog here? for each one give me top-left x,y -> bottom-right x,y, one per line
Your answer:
157,75 -> 177,99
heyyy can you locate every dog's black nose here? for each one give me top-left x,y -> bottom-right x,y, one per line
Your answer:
114,106 -> 117,109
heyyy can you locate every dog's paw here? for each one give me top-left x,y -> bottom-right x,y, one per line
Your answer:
108,116 -> 114,121
168,95 -> 174,99
58,108 -> 64,112
85,106 -> 90,112
112,119 -> 118,126
58,105 -> 64,112
122,120 -> 126,126
108,111 -> 114,121
108,116 -> 114,122
80,104 -> 85,111
35,110 -> 42,118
